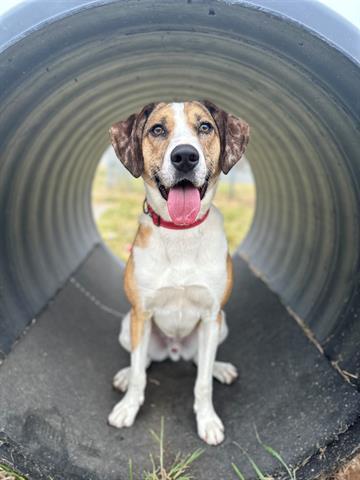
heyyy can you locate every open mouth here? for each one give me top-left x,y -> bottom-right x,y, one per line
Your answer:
155,176 -> 209,226
155,177 -> 209,201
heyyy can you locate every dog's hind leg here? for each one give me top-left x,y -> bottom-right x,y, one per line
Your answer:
118,311 -> 132,352
213,310 -> 238,384
113,366 -> 131,392
112,311 -> 133,392
113,313 -> 168,392
113,311 -> 140,392
192,311 -> 238,385
212,361 -> 238,384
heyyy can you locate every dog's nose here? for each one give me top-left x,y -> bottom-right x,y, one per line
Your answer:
170,144 -> 199,173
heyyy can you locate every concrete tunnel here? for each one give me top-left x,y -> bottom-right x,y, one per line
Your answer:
0,0 -> 359,478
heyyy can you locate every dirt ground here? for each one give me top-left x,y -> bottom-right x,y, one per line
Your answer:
1,454 -> 360,480
320,454 -> 360,480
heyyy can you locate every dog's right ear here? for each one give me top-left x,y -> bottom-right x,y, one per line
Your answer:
203,100 -> 250,174
109,103 -> 156,178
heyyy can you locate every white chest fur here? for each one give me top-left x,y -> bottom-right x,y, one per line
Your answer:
132,206 -> 228,339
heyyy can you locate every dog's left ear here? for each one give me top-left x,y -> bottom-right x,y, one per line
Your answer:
203,100 -> 250,174
109,103 -> 156,178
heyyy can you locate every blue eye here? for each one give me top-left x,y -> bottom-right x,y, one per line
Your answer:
199,122 -> 213,134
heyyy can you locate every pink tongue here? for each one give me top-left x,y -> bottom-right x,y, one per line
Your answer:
167,183 -> 201,225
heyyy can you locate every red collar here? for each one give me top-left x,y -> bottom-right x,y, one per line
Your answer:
143,199 -> 210,230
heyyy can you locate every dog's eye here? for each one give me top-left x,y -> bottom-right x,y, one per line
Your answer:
150,124 -> 166,137
198,122 -> 213,134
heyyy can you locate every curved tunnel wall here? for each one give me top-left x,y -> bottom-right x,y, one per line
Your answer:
0,0 -> 359,377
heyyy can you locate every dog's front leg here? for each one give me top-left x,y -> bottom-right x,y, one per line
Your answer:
108,310 -> 151,428
194,313 -> 224,445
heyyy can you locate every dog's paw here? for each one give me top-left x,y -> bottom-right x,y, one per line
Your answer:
113,367 -> 130,392
197,411 -> 225,446
108,395 -> 142,428
213,361 -> 238,384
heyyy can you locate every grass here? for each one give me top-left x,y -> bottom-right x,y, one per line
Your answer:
92,166 -> 256,262
0,417 -> 203,480
129,417 -> 203,480
1,421 -> 359,480
0,464 -> 27,480
231,428 -> 297,480
232,435 -> 360,480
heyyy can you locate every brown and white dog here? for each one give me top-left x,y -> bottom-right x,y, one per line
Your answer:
108,100 -> 249,445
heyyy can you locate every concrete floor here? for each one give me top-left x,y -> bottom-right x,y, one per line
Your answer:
0,246 -> 359,479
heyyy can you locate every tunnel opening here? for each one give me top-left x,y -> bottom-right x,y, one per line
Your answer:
0,1 -> 359,479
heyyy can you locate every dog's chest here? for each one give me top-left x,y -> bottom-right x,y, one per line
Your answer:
132,214 -> 227,337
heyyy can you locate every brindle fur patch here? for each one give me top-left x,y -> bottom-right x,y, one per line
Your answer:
203,100 -> 250,174
110,103 -> 156,178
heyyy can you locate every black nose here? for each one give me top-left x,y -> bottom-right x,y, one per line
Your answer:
170,144 -> 199,173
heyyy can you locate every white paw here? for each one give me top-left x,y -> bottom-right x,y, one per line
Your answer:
113,367 -> 130,392
197,411 -> 225,445
213,361 -> 238,384
108,394 -> 142,428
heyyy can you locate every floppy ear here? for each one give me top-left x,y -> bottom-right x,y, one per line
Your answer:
203,100 -> 250,174
109,103 -> 156,178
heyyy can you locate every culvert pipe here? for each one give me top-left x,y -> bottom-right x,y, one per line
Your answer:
0,1 -> 359,479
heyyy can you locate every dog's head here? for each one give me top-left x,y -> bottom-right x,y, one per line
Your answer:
109,101 -> 250,225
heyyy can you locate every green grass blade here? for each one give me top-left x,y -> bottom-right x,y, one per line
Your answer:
0,464 -> 28,480
129,458 -> 133,480
131,418 -> 203,480
182,449 -> 204,466
247,456 -> 267,480
261,444 -> 294,479
149,429 -> 161,444
149,452 -> 157,473
232,463 -> 246,480
233,442 -> 267,480
255,427 -> 295,480
169,449 -> 203,479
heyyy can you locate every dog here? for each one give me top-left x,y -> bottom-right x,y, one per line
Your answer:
107,100 -> 249,445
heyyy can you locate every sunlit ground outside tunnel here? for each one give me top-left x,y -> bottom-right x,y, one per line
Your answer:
92,146 -> 256,262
